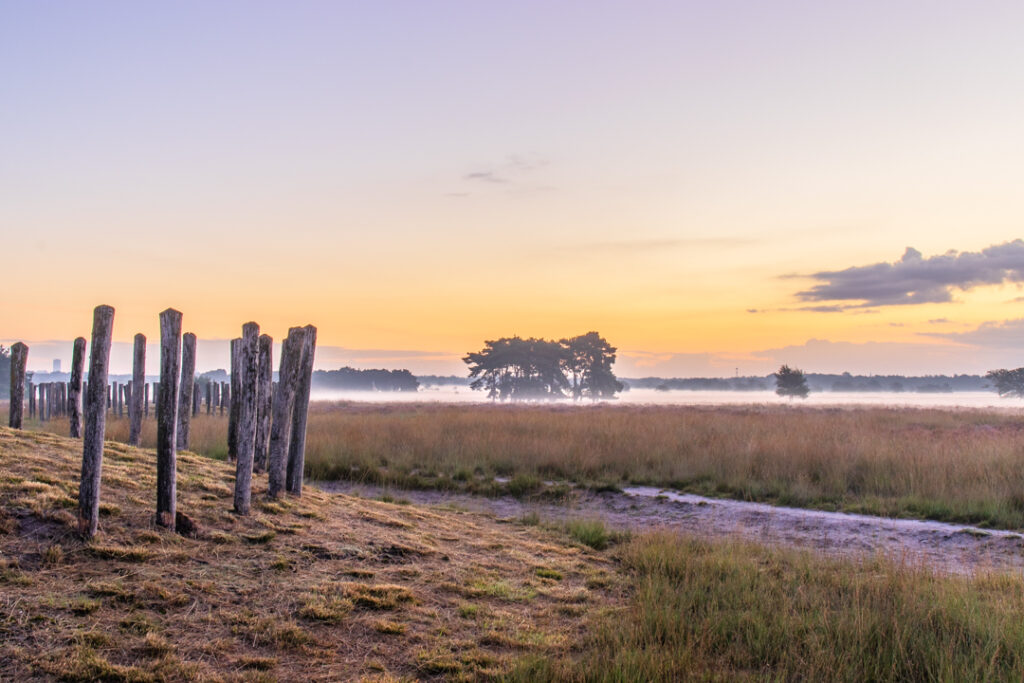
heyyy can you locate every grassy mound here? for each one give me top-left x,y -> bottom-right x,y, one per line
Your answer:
0,427 -> 621,681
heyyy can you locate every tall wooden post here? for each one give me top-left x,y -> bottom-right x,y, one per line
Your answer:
129,334 -> 145,445
253,334 -> 273,474
228,338 -> 241,461
233,323 -> 260,515
69,337 -> 86,437
205,381 -> 212,415
192,382 -> 200,416
28,381 -> 35,419
220,381 -> 228,416
286,325 -> 317,496
78,305 -> 115,538
268,328 -> 302,498
156,309 -> 182,530
176,333 -> 196,450
38,384 -> 46,422
8,342 -> 28,428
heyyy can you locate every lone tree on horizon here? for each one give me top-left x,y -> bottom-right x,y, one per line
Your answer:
985,367 -> 1024,397
775,364 -> 809,399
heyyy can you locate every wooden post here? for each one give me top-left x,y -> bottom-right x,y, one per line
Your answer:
156,309 -> 182,530
118,381 -> 125,418
78,305 -> 115,538
286,325 -> 317,496
253,334 -> 273,474
233,323 -> 260,515
153,382 -> 160,414
205,381 -> 212,415
192,382 -> 200,417
69,337 -> 86,438
220,381 -> 228,416
228,338 -> 241,461
37,384 -> 45,422
129,334 -> 145,445
268,328 -> 302,498
176,333 -> 196,450
8,342 -> 28,428
28,381 -> 35,419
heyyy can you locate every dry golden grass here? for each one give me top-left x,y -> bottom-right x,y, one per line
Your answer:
22,400 -> 1024,528
0,427 -> 621,681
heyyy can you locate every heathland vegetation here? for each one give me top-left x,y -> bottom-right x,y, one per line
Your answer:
6,425 -> 1024,680
23,401 -> 1024,530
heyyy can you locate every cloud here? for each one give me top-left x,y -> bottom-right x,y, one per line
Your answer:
557,236 -> 755,255
793,239 -> 1024,308
922,318 -> 1024,351
463,171 -> 508,184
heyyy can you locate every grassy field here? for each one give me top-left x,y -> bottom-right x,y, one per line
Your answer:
17,400 -> 1024,529
0,427 -> 621,681
513,532 -> 1024,681
6,426 -> 1024,680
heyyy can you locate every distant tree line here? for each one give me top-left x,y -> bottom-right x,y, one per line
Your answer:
0,345 -> 10,400
312,367 -> 419,392
464,332 -> 622,401
630,372 -> 992,393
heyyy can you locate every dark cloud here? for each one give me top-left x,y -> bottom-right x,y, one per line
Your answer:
794,239 -> 1024,308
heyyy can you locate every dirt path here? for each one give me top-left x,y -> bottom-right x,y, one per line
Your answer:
317,481 -> 1024,575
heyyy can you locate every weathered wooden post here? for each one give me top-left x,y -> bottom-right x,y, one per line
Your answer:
112,381 -> 118,417
268,328 -> 302,498
156,309 -> 182,531
205,381 -> 212,415
118,382 -> 125,418
153,382 -> 160,414
28,381 -> 35,419
60,383 -> 67,416
129,334 -> 145,445
37,384 -> 46,422
78,305 -> 115,538
286,325 -> 317,496
8,342 -> 28,428
69,337 -> 86,437
220,381 -> 228,416
233,323 -> 260,515
176,333 -> 196,450
253,334 -> 273,474
228,338 -> 241,461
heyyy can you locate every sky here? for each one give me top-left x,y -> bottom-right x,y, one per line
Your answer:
4,1 -> 1024,377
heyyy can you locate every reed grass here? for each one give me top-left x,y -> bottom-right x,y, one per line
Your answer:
22,401 -> 1024,529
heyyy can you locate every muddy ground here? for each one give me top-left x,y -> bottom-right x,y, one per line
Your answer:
318,481 -> 1024,575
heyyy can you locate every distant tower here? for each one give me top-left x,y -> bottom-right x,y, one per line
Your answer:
53,359 -> 62,373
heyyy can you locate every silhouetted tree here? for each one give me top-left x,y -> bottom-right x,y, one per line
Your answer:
986,368 -> 1024,398
774,364 -> 809,399
561,332 -> 623,400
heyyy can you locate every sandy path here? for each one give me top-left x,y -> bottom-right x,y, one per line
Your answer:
317,481 -> 1024,575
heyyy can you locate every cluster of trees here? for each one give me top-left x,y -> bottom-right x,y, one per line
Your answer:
463,332 -> 622,401
312,367 -> 419,392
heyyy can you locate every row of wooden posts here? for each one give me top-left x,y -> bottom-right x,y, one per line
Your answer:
6,306 -> 317,537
